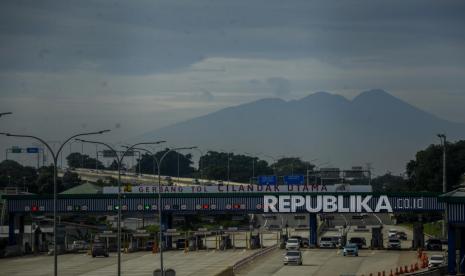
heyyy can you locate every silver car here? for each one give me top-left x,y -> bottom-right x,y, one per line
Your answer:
283,250 -> 303,265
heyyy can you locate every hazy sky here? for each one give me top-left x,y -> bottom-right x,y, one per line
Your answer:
1,0 -> 465,166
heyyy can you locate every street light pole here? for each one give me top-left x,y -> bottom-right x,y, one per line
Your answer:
1,130 -> 110,276
0,112 -> 12,118
437,134 -> 447,238
157,146 -> 196,275
77,140 -> 165,276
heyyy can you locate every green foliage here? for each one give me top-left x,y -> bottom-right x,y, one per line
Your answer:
371,173 -> 409,192
136,149 -> 195,177
66,152 -> 105,170
200,151 -> 274,183
406,140 -> 465,192
0,160 -> 37,188
273,157 -> 314,176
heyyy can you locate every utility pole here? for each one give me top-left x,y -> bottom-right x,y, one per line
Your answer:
438,134 -> 447,238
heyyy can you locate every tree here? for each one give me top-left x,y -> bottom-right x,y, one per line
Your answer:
371,173 -> 408,192
200,151 -> 273,183
32,166 -> 64,194
406,140 -> 465,192
66,152 -> 105,170
0,160 -> 37,189
61,171 -> 81,191
273,157 -> 314,176
134,149 -> 195,177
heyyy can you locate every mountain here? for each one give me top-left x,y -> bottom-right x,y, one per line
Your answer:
139,89 -> 465,174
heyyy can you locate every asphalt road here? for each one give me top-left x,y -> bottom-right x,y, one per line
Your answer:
0,249 -> 255,276
236,248 -> 440,276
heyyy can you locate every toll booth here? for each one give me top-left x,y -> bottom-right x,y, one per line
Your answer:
371,226 -> 383,249
219,234 -> 232,250
97,231 -> 117,252
439,186 -> 465,275
163,229 -> 180,250
131,230 -> 151,251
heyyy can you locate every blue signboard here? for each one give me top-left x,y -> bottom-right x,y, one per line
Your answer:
26,147 -> 39,153
284,175 -> 305,185
258,175 -> 277,185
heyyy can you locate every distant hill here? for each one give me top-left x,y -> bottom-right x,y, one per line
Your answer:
139,89 -> 465,174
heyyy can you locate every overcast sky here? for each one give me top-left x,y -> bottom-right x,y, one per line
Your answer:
1,0 -> 465,166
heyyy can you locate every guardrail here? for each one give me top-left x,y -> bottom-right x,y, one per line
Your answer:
232,244 -> 278,272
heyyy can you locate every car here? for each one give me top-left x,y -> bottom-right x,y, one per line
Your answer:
290,235 -> 303,246
428,255 -> 445,268
319,237 -> 337,248
283,250 -> 303,265
388,229 -> 398,238
192,179 -> 200,185
396,231 -> 407,240
348,237 -> 366,249
387,238 -> 401,250
145,240 -> 155,251
285,238 -> 300,250
91,241 -> 109,257
343,243 -> 359,256
71,240 -> 89,251
425,239 -> 443,251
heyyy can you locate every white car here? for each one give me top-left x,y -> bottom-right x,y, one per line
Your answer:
388,238 -> 401,249
286,238 -> 300,250
319,237 -> 336,248
388,229 -> 398,238
428,255 -> 445,268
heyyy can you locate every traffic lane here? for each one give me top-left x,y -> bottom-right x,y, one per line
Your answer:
0,249 -> 255,276
236,248 -> 421,276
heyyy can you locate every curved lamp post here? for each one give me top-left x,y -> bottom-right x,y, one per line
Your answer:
0,112 -> 12,118
0,129 -> 110,276
156,146 -> 196,275
76,139 -> 165,276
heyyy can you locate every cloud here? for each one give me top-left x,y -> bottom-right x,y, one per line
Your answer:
266,77 -> 291,96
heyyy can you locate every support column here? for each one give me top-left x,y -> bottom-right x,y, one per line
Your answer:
412,216 -> 424,249
8,213 -> 15,245
460,228 -> 465,274
448,225 -> 457,275
309,213 -> 317,247
161,214 -> 173,249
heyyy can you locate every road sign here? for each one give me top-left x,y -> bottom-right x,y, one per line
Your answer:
11,147 -> 22,153
26,147 -> 39,153
284,175 -> 305,185
258,175 -> 277,185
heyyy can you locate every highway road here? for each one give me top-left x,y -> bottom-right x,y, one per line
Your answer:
0,250 -> 255,276
235,248 -> 440,276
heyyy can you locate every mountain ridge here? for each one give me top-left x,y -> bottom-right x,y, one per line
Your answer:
139,90 -> 465,174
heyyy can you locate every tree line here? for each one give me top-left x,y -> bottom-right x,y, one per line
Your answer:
2,140 -> 464,194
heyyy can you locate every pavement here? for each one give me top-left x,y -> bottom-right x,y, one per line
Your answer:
235,248 -> 442,276
0,249 -> 255,276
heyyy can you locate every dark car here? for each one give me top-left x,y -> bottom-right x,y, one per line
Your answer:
425,239 -> 443,251
145,240 -> 154,251
91,241 -> 109,257
348,237 -> 366,249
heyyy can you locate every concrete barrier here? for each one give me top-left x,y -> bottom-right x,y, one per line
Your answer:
214,266 -> 234,276
232,245 -> 278,273
404,265 -> 447,276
